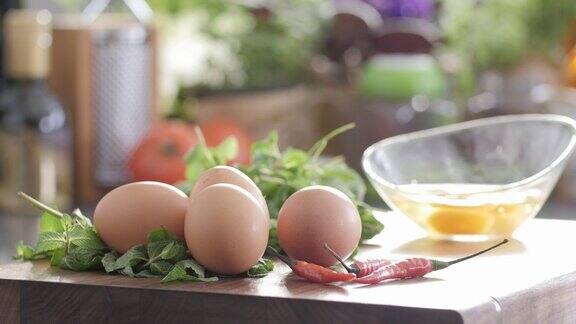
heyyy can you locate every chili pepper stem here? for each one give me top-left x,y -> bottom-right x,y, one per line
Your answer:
17,192 -> 64,218
432,239 -> 509,271
266,246 -> 296,269
323,243 -> 359,275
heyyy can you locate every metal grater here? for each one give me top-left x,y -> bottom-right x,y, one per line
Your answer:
92,26 -> 152,187
83,0 -> 155,187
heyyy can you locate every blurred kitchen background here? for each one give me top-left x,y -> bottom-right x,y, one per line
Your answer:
1,0 -> 576,261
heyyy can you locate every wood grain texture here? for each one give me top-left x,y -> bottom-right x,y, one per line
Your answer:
22,283 -> 139,324
0,280 -> 20,323
7,281 -> 464,324
1,213 -> 576,323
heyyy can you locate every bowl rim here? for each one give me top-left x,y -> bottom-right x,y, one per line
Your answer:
362,114 -> 576,194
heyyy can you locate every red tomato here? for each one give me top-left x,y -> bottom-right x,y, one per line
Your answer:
200,119 -> 252,165
129,121 -> 197,184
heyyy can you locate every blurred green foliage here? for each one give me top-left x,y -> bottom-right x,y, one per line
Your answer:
57,0 -> 576,86
148,0 -> 230,17
149,0 -> 328,90
440,0 -> 576,72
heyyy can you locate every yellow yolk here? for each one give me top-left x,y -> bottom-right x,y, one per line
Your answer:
427,207 -> 495,235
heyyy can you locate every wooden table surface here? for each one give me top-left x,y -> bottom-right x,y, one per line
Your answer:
1,211 -> 576,324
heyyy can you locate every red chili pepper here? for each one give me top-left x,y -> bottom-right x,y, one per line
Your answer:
352,259 -> 392,277
267,247 -> 356,283
323,243 -> 391,277
355,239 -> 508,285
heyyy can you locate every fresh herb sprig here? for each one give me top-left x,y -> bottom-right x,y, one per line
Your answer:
182,124 -> 385,250
15,192 -> 107,270
15,194 -> 274,281
100,228 -> 218,282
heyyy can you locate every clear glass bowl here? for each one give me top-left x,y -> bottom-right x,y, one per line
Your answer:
362,114 -> 576,241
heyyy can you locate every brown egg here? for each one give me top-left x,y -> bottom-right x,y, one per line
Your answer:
277,185 -> 362,267
185,183 -> 268,275
94,181 -> 188,253
190,166 -> 269,220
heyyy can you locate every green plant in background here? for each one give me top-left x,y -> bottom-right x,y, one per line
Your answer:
149,0 -> 328,90
525,0 -> 576,51
439,0 -> 576,73
439,0 -> 528,72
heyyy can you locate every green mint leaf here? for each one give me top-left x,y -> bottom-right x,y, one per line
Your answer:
186,162 -> 207,185
109,245 -> 147,272
71,208 -> 92,227
161,259 -> 217,283
14,241 -> 35,260
146,228 -> 186,263
39,212 -> 65,233
246,258 -> 274,278
147,240 -> 185,262
184,144 -> 204,164
121,266 -> 160,278
50,247 -> 66,266
147,241 -> 168,260
280,149 -> 309,170
184,142 -> 217,184
177,259 -> 206,278
150,260 -> 174,275
250,131 -> 280,164
183,127 -> 226,184
120,266 -> 135,277
148,241 -> 179,260
60,247 -> 104,271
358,204 -> 384,241
134,269 -> 160,278
101,252 -> 119,273
116,245 -> 147,267
160,265 -> 188,283
69,227 -> 107,250
158,242 -> 186,261
61,213 -> 73,229
147,227 -> 177,243
316,162 -> 366,202
212,137 -> 238,164
35,232 -> 66,254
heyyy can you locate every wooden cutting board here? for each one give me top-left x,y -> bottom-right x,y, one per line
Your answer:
1,211 -> 576,324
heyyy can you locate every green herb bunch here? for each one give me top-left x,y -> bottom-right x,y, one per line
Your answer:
182,123 -> 385,250
15,193 -> 107,271
100,228 -> 218,283
15,193 -> 273,281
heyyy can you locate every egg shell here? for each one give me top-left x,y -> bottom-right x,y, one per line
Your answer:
94,181 -> 188,253
277,185 -> 362,267
185,183 -> 268,275
190,166 -> 269,221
